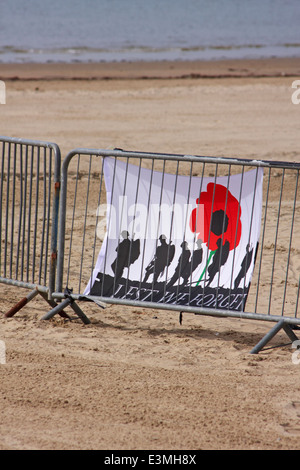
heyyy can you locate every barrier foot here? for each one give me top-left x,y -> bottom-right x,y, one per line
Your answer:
282,323 -> 299,343
4,288 -> 71,320
250,319 -> 299,354
38,291 -> 70,320
41,298 -> 72,321
69,301 -> 91,325
4,288 -> 39,318
41,298 -> 91,325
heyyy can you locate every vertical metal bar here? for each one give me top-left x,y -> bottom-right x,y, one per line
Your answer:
268,169 -> 285,315
9,143 -> 17,278
78,154 -> 92,293
239,167 -> 259,310
189,161 -> 205,300
215,165 -> 231,307
255,167 -> 271,314
44,147 -> 52,285
125,157 -> 142,294
66,154 -> 81,287
4,142 -> 11,278
163,160 -> 179,300
112,157 -> 129,296
176,161 -> 193,303
56,150 -> 73,294
201,164 -> 218,306
139,158 -> 154,291
38,147 -> 47,284
281,170 -> 299,316
150,159 -> 166,301
49,144 -> 61,297
90,156 -> 105,288
32,146 -> 40,282
0,142 -> 5,274
228,166 -> 245,305
101,156 -> 117,297
27,145 -> 34,282
21,145 -> 29,281
16,144 -> 24,279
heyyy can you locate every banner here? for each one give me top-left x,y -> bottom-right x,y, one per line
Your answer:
85,158 -> 263,312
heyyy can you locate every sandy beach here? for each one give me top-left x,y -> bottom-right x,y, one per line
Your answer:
0,57 -> 300,450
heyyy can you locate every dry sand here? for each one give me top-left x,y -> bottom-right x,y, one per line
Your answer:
0,58 -> 300,450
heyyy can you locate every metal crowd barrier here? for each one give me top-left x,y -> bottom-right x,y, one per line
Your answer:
42,148 -> 300,353
0,136 -> 65,317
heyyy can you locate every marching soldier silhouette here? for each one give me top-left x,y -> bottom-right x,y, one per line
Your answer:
166,241 -> 191,288
143,234 -> 175,285
206,237 -> 230,287
234,243 -> 254,290
190,239 -> 203,275
111,230 -> 140,281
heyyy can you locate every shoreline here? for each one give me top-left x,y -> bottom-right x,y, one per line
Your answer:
1,57 -> 300,81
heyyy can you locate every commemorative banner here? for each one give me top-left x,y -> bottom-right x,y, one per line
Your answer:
84,157 -> 263,312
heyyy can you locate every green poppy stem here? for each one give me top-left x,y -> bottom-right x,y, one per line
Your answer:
196,249 -> 216,286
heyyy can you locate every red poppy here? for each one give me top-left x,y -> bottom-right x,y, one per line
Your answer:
189,183 -> 242,251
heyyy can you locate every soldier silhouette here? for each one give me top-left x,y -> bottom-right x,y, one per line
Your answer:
111,230 -> 140,281
206,237 -> 230,287
143,234 -> 175,285
190,239 -> 203,275
234,243 -> 254,290
166,241 -> 191,288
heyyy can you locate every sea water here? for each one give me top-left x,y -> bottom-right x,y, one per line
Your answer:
0,0 -> 299,63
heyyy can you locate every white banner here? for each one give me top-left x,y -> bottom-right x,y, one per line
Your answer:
85,158 -> 263,312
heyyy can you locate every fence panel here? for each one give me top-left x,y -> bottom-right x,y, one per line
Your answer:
0,136 -> 61,313
47,148 -> 300,350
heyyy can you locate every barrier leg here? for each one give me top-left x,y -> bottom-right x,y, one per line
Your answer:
41,298 -> 72,321
4,288 -> 71,320
41,298 -> 91,324
250,319 -> 299,354
69,301 -> 91,325
282,323 -> 299,343
4,288 -> 39,318
38,291 -> 70,320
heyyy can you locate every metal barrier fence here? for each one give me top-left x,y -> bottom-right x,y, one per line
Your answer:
0,136 -> 62,317
43,148 -> 300,352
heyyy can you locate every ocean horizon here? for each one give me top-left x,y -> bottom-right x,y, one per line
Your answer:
0,0 -> 300,64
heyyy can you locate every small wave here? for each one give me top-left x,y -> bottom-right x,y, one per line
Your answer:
0,42 -> 299,62
283,43 -> 300,48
